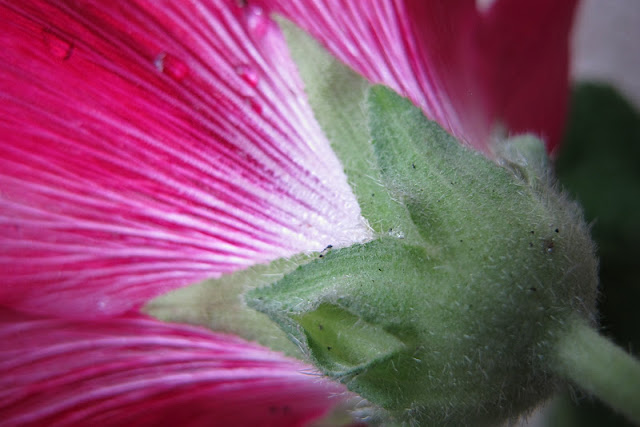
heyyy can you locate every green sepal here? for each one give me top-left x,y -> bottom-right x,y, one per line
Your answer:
247,238 -> 424,379
145,17 -> 602,427
278,17 -> 424,245
247,23 -> 600,421
294,303 -> 405,377
144,254 -> 315,358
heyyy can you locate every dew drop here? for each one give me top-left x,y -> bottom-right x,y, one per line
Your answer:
243,5 -> 270,39
42,29 -> 74,61
154,52 -> 189,81
153,53 -> 165,72
476,0 -> 498,12
235,64 -> 259,87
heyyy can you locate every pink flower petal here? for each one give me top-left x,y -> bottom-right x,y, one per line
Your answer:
256,0 -> 578,153
0,308 -> 356,426
0,1 -> 369,318
253,0 -> 468,143
461,0 -> 579,154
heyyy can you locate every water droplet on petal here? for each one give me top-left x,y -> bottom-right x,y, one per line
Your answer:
42,29 -> 74,61
235,64 -> 259,87
154,52 -> 189,81
244,5 -> 270,39
154,53 -> 165,72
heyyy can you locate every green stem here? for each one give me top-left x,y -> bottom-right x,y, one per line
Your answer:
551,317 -> 640,424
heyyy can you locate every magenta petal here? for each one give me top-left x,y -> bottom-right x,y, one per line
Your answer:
257,0 -> 577,153
0,308 -> 354,426
0,1 -> 368,318
466,0 -> 579,153
254,0 -> 475,145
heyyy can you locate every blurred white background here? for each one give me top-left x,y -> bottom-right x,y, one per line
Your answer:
572,0 -> 640,109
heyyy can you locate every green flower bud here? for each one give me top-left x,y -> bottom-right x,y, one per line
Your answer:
247,87 -> 598,425
244,23 -> 599,422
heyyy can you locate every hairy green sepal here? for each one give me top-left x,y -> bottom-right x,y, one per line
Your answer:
145,18 -> 600,427
246,19 -> 599,426
145,254 -> 313,358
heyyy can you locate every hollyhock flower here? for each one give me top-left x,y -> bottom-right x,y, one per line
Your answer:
0,0 -> 585,425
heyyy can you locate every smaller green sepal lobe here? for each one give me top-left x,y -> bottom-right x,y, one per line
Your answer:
144,254 -> 315,358
294,303 -> 405,377
248,84 -> 599,426
248,239 -> 424,377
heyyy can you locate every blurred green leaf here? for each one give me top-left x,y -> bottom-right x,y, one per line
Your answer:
551,83 -> 640,427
